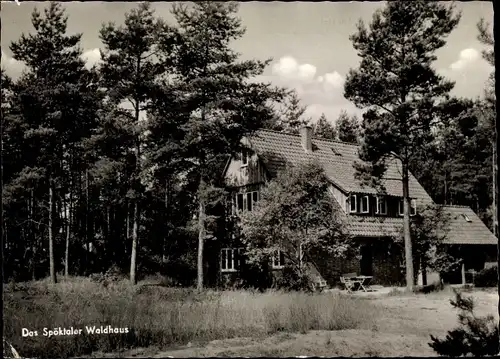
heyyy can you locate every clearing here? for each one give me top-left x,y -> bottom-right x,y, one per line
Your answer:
86,287 -> 498,358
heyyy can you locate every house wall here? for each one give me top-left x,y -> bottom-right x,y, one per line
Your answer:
215,240 -> 406,289
439,244 -> 497,285
329,185 -> 348,212
224,149 -> 269,188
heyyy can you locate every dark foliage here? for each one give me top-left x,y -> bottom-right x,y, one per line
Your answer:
474,265 -> 498,288
429,290 -> 498,357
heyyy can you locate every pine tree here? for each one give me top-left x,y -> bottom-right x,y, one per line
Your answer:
476,18 -> 496,237
314,113 -> 337,140
171,1 -> 281,290
98,2 -> 168,285
8,2 -> 101,283
344,0 -> 460,291
335,110 -> 360,143
271,90 -> 310,134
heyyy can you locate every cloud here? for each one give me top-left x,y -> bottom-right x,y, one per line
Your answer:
1,49 -> 25,78
81,48 -> 101,68
449,48 -> 480,71
268,55 -> 358,123
318,71 -> 344,89
272,56 -> 317,81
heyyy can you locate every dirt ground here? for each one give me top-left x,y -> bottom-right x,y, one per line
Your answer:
88,288 -> 498,358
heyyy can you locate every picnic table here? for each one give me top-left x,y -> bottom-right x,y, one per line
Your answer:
340,274 -> 373,293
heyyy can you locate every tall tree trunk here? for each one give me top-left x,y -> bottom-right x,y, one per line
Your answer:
402,163 -> 414,292
29,189 -> 36,280
444,173 -> 448,205
48,179 -> 57,284
106,205 -> 111,261
493,1 -> 499,351
163,178 -> 169,266
85,169 -> 90,274
65,177 -> 73,277
494,143 -> 498,236
421,256 -> 428,286
197,179 -> 206,291
126,202 -> 130,241
129,86 -> 141,285
130,201 -> 139,285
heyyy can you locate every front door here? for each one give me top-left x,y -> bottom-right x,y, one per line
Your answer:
360,245 -> 373,276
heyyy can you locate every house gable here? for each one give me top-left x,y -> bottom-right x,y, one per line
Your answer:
223,137 -> 271,188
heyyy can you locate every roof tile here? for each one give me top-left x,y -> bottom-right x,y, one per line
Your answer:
248,129 -> 433,202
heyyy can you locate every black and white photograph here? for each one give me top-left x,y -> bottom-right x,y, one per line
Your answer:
1,1 -> 498,358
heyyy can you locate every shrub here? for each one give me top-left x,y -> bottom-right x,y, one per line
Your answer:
474,265 -> 498,288
274,267 -> 313,292
413,280 -> 444,294
429,289 -> 498,357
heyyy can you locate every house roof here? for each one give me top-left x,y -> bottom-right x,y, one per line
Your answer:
441,206 -> 497,245
240,129 -> 496,246
246,129 -> 433,202
346,206 -> 497,245
347,216 -> 404,238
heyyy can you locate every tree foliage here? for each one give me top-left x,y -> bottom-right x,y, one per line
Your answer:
267,90 -> 310,134
169,1 -> 283,290
240,161 -> 351,286
335,110 -> 360,143
344,0 -> 460,290
313,113 -> 337,140
429,290 -> 499,357
6,2 -> 102,282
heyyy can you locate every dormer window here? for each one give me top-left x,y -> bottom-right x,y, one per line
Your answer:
410,199 -> 417,216
360,195 -> 369,214
462,213 -> 472,222
399,199 -> 417,216
376,197 -> 387,215
350,194 -> 357,213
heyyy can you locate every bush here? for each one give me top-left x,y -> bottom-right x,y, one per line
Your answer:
413,280 -> 444,294
429,289 -> 498,357
274,267 -> 313,292
474,265 -> 498,288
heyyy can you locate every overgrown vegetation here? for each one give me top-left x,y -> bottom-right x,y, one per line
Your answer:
3,277 -> 374,359
429,290 -> 498,357
240,161 -> 352,291
474,265 -> 498,288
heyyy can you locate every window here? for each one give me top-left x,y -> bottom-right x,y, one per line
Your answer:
237,193 -> 244,212
221,248 -> 242,272
376,197 -> 387,215
410,199 -> 417,216
350,194 -> 357,213
241,150 -> 249,166
272,249 -> 285,269
360,195 -> 369,214
234,191 -> 259,214
399,199 -> 417,216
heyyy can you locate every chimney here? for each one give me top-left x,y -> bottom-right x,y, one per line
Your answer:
300,125 -> 313,153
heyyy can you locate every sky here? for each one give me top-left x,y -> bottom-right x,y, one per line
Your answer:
1,1 -> 495,124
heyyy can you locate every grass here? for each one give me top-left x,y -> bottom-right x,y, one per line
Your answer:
4,276 -> 375,359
